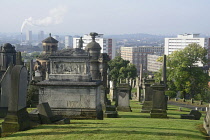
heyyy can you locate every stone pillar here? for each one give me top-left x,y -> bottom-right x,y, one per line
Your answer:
29,59 -> 33,82
116,83 -> 132,112
150,83 -> 167,118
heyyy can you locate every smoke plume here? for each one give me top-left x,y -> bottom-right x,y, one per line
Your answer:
21,6 -> 67,32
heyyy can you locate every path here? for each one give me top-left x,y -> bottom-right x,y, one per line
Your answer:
168,100 -> 207,110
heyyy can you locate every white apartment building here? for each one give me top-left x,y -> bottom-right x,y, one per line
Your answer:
73,34 -> 116,59
65,35 -> 73,49
165,33 -> 209,55
121,46 -> 164,74
165,33 -> 210,67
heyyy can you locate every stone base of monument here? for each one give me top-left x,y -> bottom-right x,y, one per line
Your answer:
0,107 -> 8,118
2,108 -> 31,133
141,101 -> 152,113
180,114 -> 195,120
150,109 -> 167,118
104,105 -> 118,118
180,110 -> 201,120
117,106 -> 132,112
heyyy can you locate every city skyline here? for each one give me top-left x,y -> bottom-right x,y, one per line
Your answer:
0,0 -> 210,35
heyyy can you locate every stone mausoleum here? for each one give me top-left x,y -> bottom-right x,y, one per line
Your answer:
35,32 -> 109,119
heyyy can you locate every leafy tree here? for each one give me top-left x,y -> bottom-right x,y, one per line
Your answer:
155,43 -> 209,99
108,56 -> 137,86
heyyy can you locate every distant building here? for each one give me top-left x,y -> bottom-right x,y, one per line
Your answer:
147,54 -> 162,72
65,35 -> 73,49
164,33 -> 210,67
165,33 -> 209,55
73,34 -> 116,59
38,31 -> 44,42
120,46 -> 164,74
26,30 -> 32,42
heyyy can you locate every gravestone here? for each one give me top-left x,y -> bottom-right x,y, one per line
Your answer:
204,110 -> 210,135
2,65 -> 31,133
150,83 -> 167,118
0,65 -> 13,118
189,110 -> 202,120
104,105 -> 118,118
116,83 -> 132,112
140,78 -> 155,113
37,102 -> 54,124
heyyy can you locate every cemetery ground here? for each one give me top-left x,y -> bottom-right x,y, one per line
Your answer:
0,100 -> 208,140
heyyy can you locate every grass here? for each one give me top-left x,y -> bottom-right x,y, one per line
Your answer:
0,100 -> 208,140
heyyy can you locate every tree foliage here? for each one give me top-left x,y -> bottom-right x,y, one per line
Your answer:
108,56 -> 137,84
155,43 -> 209,99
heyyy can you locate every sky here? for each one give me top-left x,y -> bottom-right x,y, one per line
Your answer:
0,0 -> 210,35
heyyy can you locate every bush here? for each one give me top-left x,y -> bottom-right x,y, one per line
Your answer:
165,90 -> 177,98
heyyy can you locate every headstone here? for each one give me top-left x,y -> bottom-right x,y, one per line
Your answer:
189,110 -> 202,120
116,83 -> 132,112
180,114 -> 195,119
191,98 -> 194,104
150,83 -> 167,118
2,65 -> 31,133
182,98 -> 186,102
199,100 -> 203,105
140,78 -> 155,113
37,102 -> 54,124
104,105 -> 118,118
179,107 -> 182,111
204,110 -> 210,135
175,98 -> 178,101
0,65 -> 13,117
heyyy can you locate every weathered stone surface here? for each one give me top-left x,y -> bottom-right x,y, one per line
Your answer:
150,83 -> 167,118
140,78 -> 155,113
2,65 -> 30,133
189,110 -> 202,120
0,65 -> 13,117
116,83 -> 132,112
204,110 -> 210,135
104,105 -> 118,118
37,102 -> 53,124
180,114 -> 195,120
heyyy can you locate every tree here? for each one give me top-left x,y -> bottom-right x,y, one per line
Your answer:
155,43 -> 209,99
108,56 -> 137,85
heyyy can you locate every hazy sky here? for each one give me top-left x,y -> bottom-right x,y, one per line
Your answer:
0,0 -> 210,35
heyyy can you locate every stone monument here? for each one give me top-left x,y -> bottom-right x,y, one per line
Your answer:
116,83 -> 132,112
0,65 -> 13,118
2,65 -> 30,132
140,78 -> 155,113
150,55 -> 167,118
36,32 -> 105,119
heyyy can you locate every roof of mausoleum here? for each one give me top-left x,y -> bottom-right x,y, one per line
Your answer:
42,33 -> 58,43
